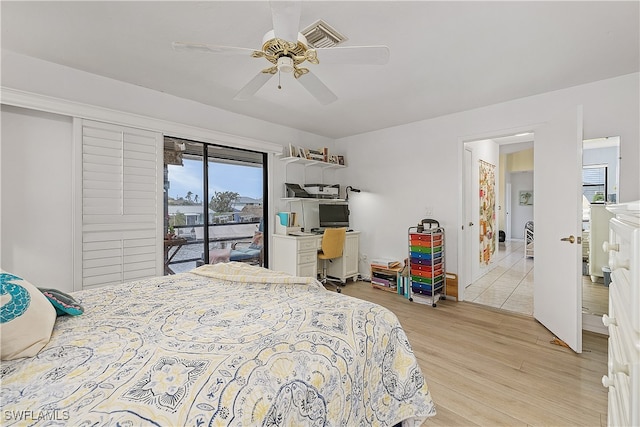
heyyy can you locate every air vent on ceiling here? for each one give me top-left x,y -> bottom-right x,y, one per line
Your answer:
301,19 -> 347,48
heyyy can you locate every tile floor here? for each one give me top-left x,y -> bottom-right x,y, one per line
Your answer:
465,240 -> 534,315
465,239 -> 609,317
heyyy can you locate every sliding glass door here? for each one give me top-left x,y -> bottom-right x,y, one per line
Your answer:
164,137 -> 266,274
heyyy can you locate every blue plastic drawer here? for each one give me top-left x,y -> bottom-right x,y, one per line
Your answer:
410,251 -> 442,261
411,281 -> 444,296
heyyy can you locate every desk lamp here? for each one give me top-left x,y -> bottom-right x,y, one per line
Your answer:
345,186 -> 361,201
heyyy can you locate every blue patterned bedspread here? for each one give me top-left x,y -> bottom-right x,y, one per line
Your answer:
1,263 -> 435,426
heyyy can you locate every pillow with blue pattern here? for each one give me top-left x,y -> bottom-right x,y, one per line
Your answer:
0,271 -> 56,360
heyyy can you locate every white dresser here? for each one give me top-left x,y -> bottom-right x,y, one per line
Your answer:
602,201 -> 639,427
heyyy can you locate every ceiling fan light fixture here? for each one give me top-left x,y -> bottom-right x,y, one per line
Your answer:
277,56 -> 295,73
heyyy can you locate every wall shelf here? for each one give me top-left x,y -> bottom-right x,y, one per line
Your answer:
280,198 -> 346,202
279,153 -> 347,201
279,155 -> 346,169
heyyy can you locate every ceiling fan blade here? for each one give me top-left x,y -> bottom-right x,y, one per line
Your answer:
270,1 -> 302,42
234,72 -> 275,101
172,41 -> 259,56
315,45 -> 390,65
297,71 -> 338,105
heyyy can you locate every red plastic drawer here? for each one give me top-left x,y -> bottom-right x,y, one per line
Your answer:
411,267 -> 443,278
410,236 -> 443,247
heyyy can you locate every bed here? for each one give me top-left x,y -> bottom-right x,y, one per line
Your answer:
1,262 -> 436,426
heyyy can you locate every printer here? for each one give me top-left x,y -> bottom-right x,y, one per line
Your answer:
304,183 -> 340,199
284,183 -> 311,198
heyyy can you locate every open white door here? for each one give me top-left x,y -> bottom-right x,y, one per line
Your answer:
534,106 -> 583,353
506,182 -> 511,239
464,147 -> 474,288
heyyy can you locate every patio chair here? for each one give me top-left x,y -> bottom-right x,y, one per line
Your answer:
229,231 -> 263,266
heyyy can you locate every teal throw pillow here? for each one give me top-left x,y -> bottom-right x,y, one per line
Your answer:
38,288 -> 84,316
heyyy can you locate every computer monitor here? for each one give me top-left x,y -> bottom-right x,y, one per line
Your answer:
318,204 -> 350,228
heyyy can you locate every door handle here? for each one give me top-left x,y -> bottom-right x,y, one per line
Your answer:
560,235 -> 575,244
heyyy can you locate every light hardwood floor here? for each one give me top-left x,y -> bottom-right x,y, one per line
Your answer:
331,281 -> 608,426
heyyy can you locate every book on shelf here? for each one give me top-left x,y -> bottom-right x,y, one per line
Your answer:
286,143 -> 297,158
305,148 -> 325,161
371,259 -> 402,269
371,277 -> 396,288
372,271 -> 398,282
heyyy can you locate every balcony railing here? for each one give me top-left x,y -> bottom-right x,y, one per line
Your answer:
165,222 -> 260,274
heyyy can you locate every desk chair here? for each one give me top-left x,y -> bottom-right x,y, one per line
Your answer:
317,227 -> 347,292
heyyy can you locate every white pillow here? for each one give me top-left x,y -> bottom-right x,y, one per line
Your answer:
1,271 -> 56,360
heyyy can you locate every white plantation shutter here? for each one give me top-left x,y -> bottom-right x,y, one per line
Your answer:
79,120 -> 163,289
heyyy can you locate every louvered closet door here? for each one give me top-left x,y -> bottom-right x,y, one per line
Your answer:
80,120 -> 163,289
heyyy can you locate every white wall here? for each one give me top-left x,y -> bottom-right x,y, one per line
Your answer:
510,171 -> 534,239
1,51 -> 334,150
338,73 -> 639,277
1,105 -> 74,290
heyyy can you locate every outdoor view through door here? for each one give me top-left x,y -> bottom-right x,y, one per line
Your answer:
163,137 -> 266,274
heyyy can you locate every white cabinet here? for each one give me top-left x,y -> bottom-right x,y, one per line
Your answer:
272,232 -> 360,282
603,201 -> 639,427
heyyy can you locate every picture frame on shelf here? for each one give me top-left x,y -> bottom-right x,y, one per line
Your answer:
297,147 -> 306,158
288,144 -> 298,158
306,148 -> 325,161
337,155 -> 345,165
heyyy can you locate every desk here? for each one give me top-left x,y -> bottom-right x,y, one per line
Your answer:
164,237 -> 187,275
272,231 -> 360,282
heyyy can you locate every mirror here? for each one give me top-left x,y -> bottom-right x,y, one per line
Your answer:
581,136 -> 619,317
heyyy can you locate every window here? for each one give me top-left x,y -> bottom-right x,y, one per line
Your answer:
164,137 -> 267,274
582,165 -> 608,204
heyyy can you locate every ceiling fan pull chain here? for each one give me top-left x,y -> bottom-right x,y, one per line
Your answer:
278,71 -> 282,90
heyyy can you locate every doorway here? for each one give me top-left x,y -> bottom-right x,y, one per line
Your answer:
462,134 -> 534,315
581,136 -> 619,333
459,108 -> 585,353
461,134 -> 617,324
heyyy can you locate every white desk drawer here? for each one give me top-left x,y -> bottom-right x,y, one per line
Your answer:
298,251 -> 318,264
298,262 -> 317,278
608,219 -> 640,333
298,238 -> 320,251
610,277 -> 637,361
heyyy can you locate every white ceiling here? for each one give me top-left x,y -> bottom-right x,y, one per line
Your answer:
1,1 -> 638,139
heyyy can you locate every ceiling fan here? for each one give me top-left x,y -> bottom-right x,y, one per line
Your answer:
172,1 -> 390,105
